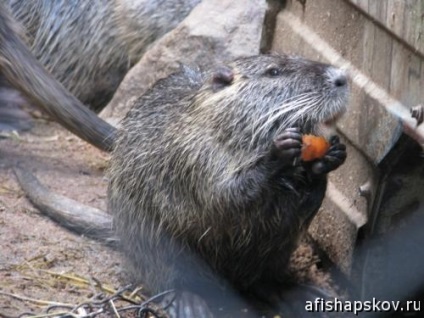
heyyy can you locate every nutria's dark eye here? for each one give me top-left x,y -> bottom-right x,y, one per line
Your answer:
265,67 -> 282,77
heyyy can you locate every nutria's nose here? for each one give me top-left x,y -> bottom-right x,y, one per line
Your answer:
334,75 -> 347,87
327,67 -> 348,88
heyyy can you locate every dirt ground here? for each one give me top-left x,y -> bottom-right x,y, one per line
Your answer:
0,120 -> 335,318
0,121 -> 126,317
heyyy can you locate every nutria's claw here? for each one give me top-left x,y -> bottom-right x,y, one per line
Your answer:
311,138 -> 346,174
329,135 -> 340,145
273,128 -> 302,167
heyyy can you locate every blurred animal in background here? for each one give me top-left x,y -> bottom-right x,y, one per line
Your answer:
0,0 -> 201,132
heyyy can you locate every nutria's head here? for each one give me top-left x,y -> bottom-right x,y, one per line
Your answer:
193,54 -> 348,150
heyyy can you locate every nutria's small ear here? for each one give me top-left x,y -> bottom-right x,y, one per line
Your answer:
211,66 -> 234,90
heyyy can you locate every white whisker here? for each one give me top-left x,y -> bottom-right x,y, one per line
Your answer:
251,92 -> 317,128
249,93 -> 322,147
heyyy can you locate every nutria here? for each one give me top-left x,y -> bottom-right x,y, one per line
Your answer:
1,0 -> 200,136
4,0 -> 201,111
107,54 -> 349,314
0,3 -> 115,151
12,46 -> 348,314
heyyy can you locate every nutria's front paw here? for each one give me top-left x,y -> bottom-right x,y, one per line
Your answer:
310,136 -> 346,174
273,128 -> 302,167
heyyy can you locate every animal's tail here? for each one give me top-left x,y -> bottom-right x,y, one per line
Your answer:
0,3 -> 116,152
13,165 -> 117,247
